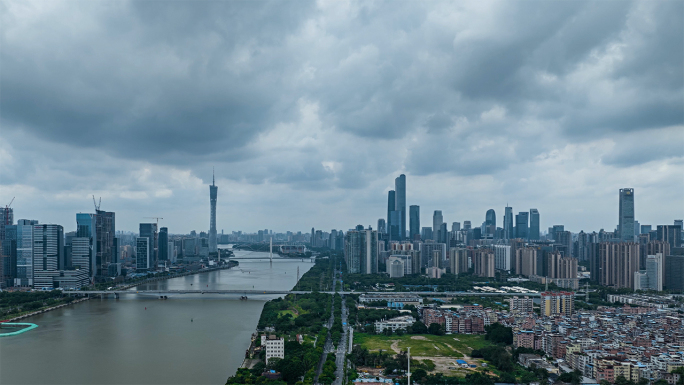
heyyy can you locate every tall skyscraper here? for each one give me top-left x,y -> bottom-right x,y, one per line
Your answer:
432,210 -> 443,241
664,252 -> 684,292
15,220 -> 37,286
140,223 -> 158,270
619,188 -> 635,242
409,205 -> 420,240
387,190 -> 395,235
209,171 -> 218,253
657,225 -> 682,249
0,206 -> 13,242
95,209 -> 115,276
515,212 -> 529,240
439,222 -> 448,243
395,174 -> 406,240
136,237 -> 151,271
485,209 -> 496,236
32,224 -> 64,290
377,219 -> 386,234
76,213 -> 97,279
504,206 -> 513,239
159,227 -> 168,261
529,209 -> 540,240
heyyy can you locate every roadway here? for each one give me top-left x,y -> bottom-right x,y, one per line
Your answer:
63,290 -> 543,297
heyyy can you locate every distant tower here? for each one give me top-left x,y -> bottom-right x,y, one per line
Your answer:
209,169 -> 218,253
619,188 -> 635,242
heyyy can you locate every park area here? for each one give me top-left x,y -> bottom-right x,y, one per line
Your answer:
354,333 -> 492,358
354,333 -> 498,376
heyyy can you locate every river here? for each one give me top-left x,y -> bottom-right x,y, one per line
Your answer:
0,251 -> 313,385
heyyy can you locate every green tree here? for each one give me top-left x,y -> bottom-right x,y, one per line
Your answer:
428,323 -> 444,336
410,321 -> 427,334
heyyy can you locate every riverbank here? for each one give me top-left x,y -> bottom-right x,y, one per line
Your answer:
226,253 -> 342,385
3,297 -> 91,322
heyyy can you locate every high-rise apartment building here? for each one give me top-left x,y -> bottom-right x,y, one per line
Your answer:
344,227 -> 378,274
395,174 -> 406,240
433,210 -> 443,241
516,212 -> 529,240
504,206 -> 513,239
494,245 -> 512,271
474,250 -> 495,277
598,242 -> 640,289
409,205 -> 420,240
516,247 -> 537,277
541,291 -> 574,316
529,209 -> 540,241
644,254 -> 663,291
209,171 -> 218,253
507,296 -> 534,314
619,188 -> 635,242
419,242 -> 447,270
449,247 -> 468,275
32,224 -> 64,290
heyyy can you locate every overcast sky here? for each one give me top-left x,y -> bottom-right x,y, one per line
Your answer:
1,0 -> 682,234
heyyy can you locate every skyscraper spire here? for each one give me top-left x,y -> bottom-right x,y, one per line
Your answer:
209,169 -> 218,254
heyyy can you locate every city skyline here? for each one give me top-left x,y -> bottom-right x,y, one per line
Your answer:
1,1 -> 682,233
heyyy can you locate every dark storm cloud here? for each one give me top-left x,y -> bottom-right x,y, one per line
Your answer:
1,0 -> 683,232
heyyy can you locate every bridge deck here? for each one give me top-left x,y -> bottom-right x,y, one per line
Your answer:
63,290 -> 543,296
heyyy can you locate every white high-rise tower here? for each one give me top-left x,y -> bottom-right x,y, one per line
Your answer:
209,169 -> 218,253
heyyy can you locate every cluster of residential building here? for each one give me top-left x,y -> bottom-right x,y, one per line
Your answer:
508,304 -> 684,383
366,292 -> 683,384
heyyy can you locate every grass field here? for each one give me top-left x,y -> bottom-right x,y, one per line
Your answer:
354,333 -> 492,358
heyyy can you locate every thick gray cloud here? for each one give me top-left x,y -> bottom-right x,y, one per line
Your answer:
0,0 -> 682,233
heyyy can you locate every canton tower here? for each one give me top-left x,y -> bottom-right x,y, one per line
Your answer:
209,169 -> 218,253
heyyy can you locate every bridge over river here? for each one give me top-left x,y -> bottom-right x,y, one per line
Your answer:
63,290 -> 542,297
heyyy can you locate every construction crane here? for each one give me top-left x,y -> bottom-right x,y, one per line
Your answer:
144,217 -> 163,226
92,195 -> 101,211
4,197 -> 14,225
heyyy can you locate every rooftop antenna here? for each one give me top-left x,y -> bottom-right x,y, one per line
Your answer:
212,167 -> 215,186
92,195 -> 101,211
